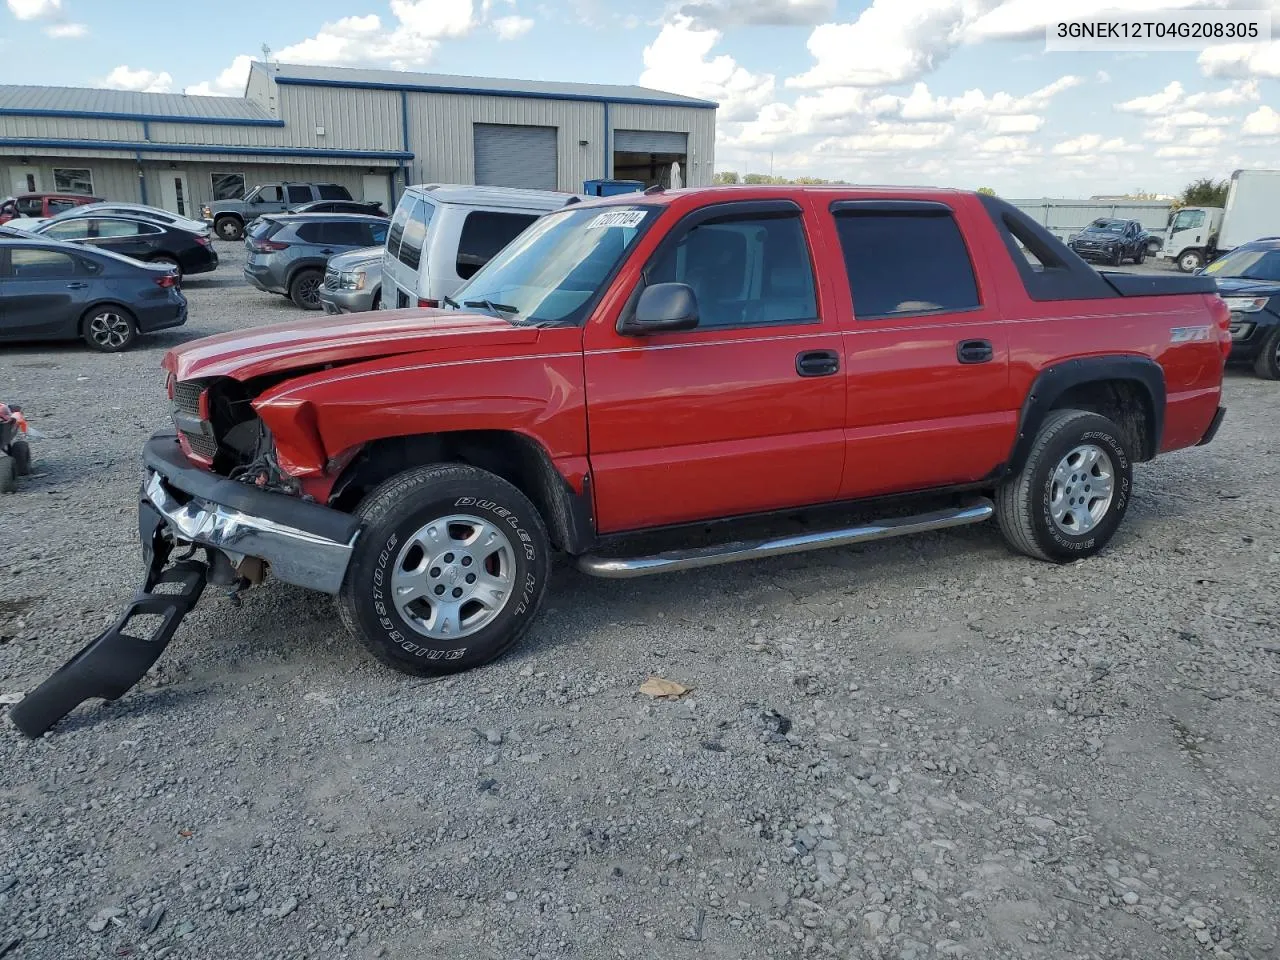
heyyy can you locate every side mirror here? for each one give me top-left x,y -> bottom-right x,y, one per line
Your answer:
619,282 -> 699,335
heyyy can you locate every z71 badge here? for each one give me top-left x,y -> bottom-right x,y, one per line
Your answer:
1170,325 -> 1211,343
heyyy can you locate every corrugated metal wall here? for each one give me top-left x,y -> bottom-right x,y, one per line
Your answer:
1008,199 -> 1174,241
407,92 -> 602,192
609,104 -> 715,186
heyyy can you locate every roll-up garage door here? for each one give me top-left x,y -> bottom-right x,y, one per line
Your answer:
613,130 -> 689,154
473,124 -> 558,190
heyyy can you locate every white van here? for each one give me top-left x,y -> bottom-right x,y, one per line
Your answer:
380,184 -> 579,310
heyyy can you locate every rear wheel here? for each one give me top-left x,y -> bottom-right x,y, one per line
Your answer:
996,409 -> 1133,563
1178,249 -> 1204,273
1253,325 -> 1280,380
289,269 -> 324,310
338,463 -> 550,676
82,306 -> 138,352
214,216 -> 242,241
151,254 -> 182,278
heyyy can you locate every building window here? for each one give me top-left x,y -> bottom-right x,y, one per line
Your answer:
53,168 -> 94,195
210,172 -> 246,201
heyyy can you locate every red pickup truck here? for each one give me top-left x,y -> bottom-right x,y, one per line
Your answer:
12,186 -> 1229,735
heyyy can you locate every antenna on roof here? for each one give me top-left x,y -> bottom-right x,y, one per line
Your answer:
261,43 -> 276,71
644,184 -> 665,195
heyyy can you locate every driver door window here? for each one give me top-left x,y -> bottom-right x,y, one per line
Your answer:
645,215 -> 818,328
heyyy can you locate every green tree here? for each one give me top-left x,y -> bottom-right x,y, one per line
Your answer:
1179,178 -> 1229,208
976,186 -> 997,196
714,170 -> 740,184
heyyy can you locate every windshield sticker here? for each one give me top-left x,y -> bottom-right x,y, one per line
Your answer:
586,210 -> 646,230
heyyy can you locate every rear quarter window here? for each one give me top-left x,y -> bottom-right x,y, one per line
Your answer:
834,210 -> 980,318
317,184 -> 351,200
456,211 -> 539,280
395,199 -> 433,271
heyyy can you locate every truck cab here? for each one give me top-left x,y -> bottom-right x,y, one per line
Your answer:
1159,205 -> 1224,273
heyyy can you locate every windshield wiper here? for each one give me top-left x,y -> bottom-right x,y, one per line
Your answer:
464,298 -> 520,318
442,295 -> 461,309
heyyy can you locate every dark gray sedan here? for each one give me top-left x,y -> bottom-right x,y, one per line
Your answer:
0,238 -> 187,351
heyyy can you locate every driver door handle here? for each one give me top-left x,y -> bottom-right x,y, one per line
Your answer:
957,339 -> 994,364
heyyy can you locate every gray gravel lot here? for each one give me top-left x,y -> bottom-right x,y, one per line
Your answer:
1,242 -> 1277,960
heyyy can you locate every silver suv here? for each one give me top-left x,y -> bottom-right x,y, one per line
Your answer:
243,214 -> 388,310
204,182 -> 353,242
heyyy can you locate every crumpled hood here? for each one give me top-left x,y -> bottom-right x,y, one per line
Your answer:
165,308 -> 539,382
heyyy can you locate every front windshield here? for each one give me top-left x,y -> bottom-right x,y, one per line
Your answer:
451,205 -> 654,325
1085,220 -> 1124,234
1204,247 -> 1280,282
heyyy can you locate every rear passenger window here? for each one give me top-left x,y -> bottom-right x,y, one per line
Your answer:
456,212 -> 538,280
647,214 -> 817,328
8,247 -> 80,278
287,186 -> 312,204
395,199 -> 433,271
322,221 -> 375,246
317,184 -> 349,200
296,223 -> 325,243
835,212 -> 979,319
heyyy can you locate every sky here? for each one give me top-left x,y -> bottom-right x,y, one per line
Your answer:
2,0 -> 1279,197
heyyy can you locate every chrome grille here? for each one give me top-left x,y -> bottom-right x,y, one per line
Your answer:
324,268 -> 340,291
172,380 -> 203,416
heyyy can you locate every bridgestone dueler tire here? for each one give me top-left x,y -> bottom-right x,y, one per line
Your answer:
337,463 -> 550,676
995,409 -> 1133,563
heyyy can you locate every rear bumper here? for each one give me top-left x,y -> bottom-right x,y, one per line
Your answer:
243,263 -> 285,294
140,432 -> 359,594
138,301 -> 188,333
1197,406 -> 1226,446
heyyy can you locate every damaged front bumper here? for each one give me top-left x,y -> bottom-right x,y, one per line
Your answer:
141,432 -> 360,595
6,433 -> 361,737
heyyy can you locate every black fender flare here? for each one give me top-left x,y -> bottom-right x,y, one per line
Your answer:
1007,355 -> 1166,472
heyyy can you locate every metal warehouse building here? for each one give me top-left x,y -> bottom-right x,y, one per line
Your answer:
0,61 -> 717,217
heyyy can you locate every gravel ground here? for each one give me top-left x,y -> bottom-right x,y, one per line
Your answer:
1,242 -> 1277,960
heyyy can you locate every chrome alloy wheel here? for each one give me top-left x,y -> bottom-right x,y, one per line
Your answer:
87,311 -> 132,349
391,514 -> 516,639
1049,444 -> 1115,536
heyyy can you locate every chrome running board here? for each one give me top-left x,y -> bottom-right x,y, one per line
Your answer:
576,498 -> 995,579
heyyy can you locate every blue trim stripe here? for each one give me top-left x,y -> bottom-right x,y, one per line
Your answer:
273,75 -> 718,109
0,138 -> 413,161
0,107 -> 284,126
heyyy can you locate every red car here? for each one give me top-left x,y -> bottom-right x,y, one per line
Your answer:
12,186 -> 1230,735
0,192 -> 102,223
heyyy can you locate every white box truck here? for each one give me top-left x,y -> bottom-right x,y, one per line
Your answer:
1158,169 -> 1280,272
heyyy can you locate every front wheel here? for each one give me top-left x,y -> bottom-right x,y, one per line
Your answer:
82,306 -> 138,352
1253,325 -> 1280,380
995,409 -> 1133,563
1134,246 -> 1146,265
1178,249 -> 1205,273
214,217 -> 243,241
338,463 -> 550,676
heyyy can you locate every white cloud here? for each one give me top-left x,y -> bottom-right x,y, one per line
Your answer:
44,20 -> 83,37
678,0 -> 835,27
1051,134 -> 1140,156
1186,127 -> 1226,146
492,14 -> 533,39
100,65 -> 173,94
1096,70 -> 1111,83
1243,105 -> 1280,136
974,134 -> 1030,154
1154,145 -> 1217,158
1199,41 -> 1280,79
986,113 -> 1042,134
184,54 -> 253,97
788,0 -> 975,89
815,124 -> 955,155
1116,79 -> 1260,114
188,0 -> 481,91
6,0 -> 59,18
639,16 -> 775,121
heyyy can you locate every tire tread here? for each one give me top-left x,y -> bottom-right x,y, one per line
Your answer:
337,462 -> 549,676
995,408 -> 1109,563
